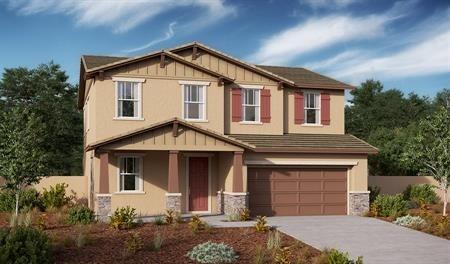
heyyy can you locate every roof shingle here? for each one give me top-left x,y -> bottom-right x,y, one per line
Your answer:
229,133 -> 378,154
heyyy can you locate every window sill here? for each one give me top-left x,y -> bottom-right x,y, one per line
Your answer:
239,121 -> 263,125
300,124 -> 323,127
113,117 -> 145,121
184,119 -> 209,123
114,191 -> 146,195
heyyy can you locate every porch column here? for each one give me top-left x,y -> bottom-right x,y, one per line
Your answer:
97,151 -> 111,222
166,150 -> 181,212
232,151 -> 244,192
221,151 -> 248,216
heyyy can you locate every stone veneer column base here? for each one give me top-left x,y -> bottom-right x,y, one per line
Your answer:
165,193 -> 182,213
96,194 -> 112,222
349,191 -> 370,216
216,191 -> 224,214
221,192 -> 249,216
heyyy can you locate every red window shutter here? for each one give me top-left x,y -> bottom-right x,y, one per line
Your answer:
260,89 -> 271,123
231,88 -> 242,122
294,92 -> 304,124
321,93 -> 331,125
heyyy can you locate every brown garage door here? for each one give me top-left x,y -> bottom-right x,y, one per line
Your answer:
248,167 -> 347,216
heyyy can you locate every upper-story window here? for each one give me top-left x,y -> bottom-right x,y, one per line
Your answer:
242,88 -> 260,122
118,156 -> 143,192
113,77 -> 145,120
183,85 -> 206,120
304,92 -> 321,124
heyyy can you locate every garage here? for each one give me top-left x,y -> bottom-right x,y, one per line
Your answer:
248,167 -> 347,216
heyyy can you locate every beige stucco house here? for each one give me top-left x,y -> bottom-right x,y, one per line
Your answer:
79,42 -> 377,218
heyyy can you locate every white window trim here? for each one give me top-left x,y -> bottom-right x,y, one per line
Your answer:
303,91 -> 321,125
241,88 -> 261,123
239,84 -> 263,89
181,82 -> 208,122
116,155 -> 144,193
114,78 -> 143,120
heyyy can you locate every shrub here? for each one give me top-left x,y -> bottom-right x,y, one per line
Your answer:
0,188 -> 43,212
267,230 -> 281,250
186,241 -> 238,264
433,216 -> 450,237
316,249 -> 363,264
188,215 -> 205,234
153,215 -> 165,226
239,208 -> 250,221
67,206 -> 95,225
253,245 -> 269,264
368,186 -> 380,204
0,226 -> 52,264
152,232 -> 164,251
110,206 -> 136,230
403,184 -> 439,206
227,213 -> 240,222
41,183 -> 72,209
274,247 -> 291,264
164,209 -> 180,224
393,215 -> 426,229
124,232 -> 143,254
255,216 -> 270,232
370,194 -> 408,218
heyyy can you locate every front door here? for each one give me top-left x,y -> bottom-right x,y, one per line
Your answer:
188,157 -> 209,212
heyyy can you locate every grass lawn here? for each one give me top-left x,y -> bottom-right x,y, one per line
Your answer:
0,211 -> 321,263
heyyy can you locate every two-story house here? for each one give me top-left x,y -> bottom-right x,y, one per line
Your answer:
78,42 -> 377,219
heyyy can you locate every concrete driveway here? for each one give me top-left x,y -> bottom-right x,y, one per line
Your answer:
202,215 -> 450,264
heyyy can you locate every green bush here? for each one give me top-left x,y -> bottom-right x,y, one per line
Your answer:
0,226 -> 52,264
403,184 -> 439,205
109,206 -> 136,230
0,189 -> 43,212
186,241 -> 238,263
371,194 -> 408,218
368,186 -> 380,204
325,249 -> 363,264
41,183 -> 72,209
393,215 -> 426,229
67,206 -> 95,225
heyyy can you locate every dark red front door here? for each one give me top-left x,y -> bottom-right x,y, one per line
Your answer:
189,157 -> 209,211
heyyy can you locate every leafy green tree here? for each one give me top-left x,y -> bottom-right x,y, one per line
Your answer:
403,107 -> 450,216
0,62 -> 83,175
0,108 -> 49,215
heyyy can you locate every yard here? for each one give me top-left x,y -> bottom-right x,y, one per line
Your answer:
0,210 -> 324,264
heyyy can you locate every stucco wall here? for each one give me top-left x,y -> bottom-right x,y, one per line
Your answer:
369,176 -> 450,202
34,176 -> 88,199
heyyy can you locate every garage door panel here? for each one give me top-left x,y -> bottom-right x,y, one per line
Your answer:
323,193 -> 346,203
299,170 -> 323,179
273,181 -> 299,191
299,181 -> 322,191
249,167 -> 347,216
299,193 -> 322,203
323,181 -> 346,191
273,193 -> 299,203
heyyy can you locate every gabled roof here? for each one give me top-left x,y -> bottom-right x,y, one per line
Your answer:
256,65 -> 354,90
229,133 -> 378,154
86,118 -> 254,151
83,55 -> 127,70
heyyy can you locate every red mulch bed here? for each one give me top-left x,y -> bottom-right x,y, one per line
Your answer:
47,223 -> 320,264
371,203 -> 450,240
0,212 -> 321,263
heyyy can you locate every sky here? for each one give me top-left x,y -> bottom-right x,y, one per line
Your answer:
0,0 -> 449,98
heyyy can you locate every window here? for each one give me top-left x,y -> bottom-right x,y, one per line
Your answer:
242,88 -> 260,122
116,81 -> 141,118
304,93 -> 320,124
118,157 -> 142,192
183,84 -> 206,120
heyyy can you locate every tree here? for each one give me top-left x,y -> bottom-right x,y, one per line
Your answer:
403,107 -> 450,216
0,108 -> 49,215
0,62 -> 83,175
